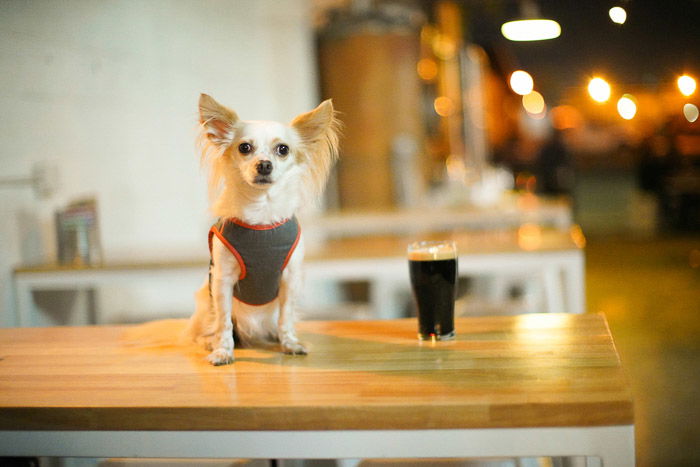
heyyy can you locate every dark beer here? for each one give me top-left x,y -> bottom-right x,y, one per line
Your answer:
408,241 -> 457,341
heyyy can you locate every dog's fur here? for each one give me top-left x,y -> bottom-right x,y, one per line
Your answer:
187,94 -> 340,365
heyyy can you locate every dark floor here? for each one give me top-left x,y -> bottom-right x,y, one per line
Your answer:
585,234 -> 700,466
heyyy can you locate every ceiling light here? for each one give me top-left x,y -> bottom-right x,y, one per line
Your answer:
501,0 -> 561,41
501,19 -> 561,41
684,103 -> 699,123
678,75 -> 697,96
609,7 -> 627,24
588,77 -> 611,103
617,94 -> 637,120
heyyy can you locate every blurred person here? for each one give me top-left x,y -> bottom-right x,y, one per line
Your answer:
536,128 -> 574,196
637,131 -> 674,196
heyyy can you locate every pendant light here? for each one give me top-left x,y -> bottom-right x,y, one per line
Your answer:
501,0 -> 561,41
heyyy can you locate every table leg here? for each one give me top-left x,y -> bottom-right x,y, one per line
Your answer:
562,252 -> 586,314
542,266 -> 565,314
551,457 -> 590,467
13,279 -> 34,327
597,428 -> 635,466
370,277 -> 405,320
86,288 -> 98,324
473,275 -> 510,304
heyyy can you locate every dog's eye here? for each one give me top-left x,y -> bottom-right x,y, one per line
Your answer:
276,144 -> 290,157
238,142 -> 253,154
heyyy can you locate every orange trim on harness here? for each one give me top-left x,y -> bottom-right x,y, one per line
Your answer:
281,225 -> 302,272
228,217 -> 290,230
209,225 -> 247,280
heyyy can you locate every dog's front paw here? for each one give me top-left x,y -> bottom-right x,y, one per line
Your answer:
207,348 -> 235,366
281,341 -> 308,355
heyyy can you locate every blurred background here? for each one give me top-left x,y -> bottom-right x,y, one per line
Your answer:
1,0 -> 698,465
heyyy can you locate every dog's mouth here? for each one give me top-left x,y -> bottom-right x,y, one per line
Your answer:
253,175 -> 273,185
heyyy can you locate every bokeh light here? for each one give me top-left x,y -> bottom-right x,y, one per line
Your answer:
617,94 -> 637,120
609,7 -> 627,24
684,103 -> 699,123
551,105 -> 583,130
501,19 -> 561,41
677,75 -> 697,96
588,77 -> 611,103
522,91 -> 546,117
509,70 -> 534,95
432,34 -> 458,60
417,58 -> 438,81
518,223 -> 543,251
434,96 -> 456,117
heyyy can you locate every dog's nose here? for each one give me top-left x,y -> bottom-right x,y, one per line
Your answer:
256,160 -> 273,176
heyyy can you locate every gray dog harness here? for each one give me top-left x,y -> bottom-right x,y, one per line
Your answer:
209,217 -> 301,306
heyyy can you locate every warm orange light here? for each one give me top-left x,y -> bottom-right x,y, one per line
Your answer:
522,90 -> 546,116
434,96 -> 456,117
518,223 -> 543,251
432,34 -> 457,60
678,75 -> 697,96
570,225 -> 586,249
588,77 -> 611,103
551,105 -> 582,130
417,59 -> 438,81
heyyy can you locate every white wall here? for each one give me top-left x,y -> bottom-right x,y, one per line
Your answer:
0,0 -> 318,325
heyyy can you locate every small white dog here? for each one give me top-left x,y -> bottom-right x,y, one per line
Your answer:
187,94 -> 340,365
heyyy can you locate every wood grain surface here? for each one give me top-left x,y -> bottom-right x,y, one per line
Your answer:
0,314 -> 632,431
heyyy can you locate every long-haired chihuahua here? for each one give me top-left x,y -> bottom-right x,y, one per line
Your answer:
187,94 -> 340,365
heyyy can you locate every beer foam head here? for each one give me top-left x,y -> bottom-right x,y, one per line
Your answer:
407,241 -> 457,261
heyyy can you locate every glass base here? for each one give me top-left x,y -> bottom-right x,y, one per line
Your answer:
418,330 -> 455,341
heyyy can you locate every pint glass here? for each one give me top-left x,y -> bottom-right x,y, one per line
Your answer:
407,241 -> 457,341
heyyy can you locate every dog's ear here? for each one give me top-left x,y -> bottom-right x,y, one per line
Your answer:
199,93 -> 239,146
291,99 -> 337,144
291,100 -> 341,201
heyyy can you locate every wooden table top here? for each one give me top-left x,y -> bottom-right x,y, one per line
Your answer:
0,313 -> 632,431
